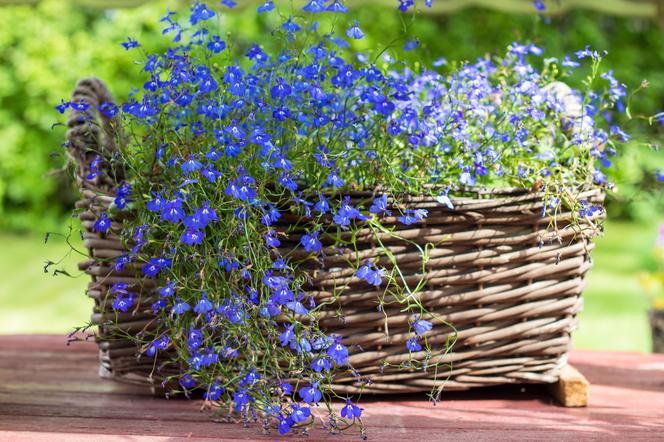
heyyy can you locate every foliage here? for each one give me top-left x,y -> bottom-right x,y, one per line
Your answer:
56,1 -> 637,436
1,0 -> 662,232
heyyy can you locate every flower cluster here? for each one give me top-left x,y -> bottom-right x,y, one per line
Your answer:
62,0 -> 628,437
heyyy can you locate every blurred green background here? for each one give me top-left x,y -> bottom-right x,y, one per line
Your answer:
0,0 -> 662,352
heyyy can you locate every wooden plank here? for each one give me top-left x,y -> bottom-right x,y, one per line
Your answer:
548,364 -> 588,407
1,335 -> 664,440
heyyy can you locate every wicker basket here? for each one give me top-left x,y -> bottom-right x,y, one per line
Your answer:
67,78 -> 604,394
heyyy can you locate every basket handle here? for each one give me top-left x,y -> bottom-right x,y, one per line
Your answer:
66,77 -> 124,193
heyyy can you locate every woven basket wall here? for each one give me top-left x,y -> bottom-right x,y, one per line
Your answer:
67,78 -> 604,394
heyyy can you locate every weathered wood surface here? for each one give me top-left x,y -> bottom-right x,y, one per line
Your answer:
0,335 -> 663,441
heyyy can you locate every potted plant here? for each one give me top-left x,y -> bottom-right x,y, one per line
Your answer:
59,1 -> 631,437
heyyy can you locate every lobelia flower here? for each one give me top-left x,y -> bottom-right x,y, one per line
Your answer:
301,231 -> 322,253
326,0 -> 348,13
112,294 -> 135,312
398,208 -> 428,225
204,382 -> 225,401
356,261 -> 385,286
179,374 -> 196,389
311,357 -> 332,372
369,194 -> 392,215
180,229 -> 204,246
346,21 -> 365,40
327,337 -> 349,365
341,399 -> 362,419
189,2 -> 215,25
302,0 -> 326,13
298,382 -> 322,404
289,404 -> 311,423
93,212 -> 111,233
121,36 -> 139,50
146,334 -> 170,357
406,337 -> 422,352
656,169 -> 664,182
413,318 -> 433,336
194,294 -> 214,314
172,297 -> 191,315
257,1 -> 275,13
114,182 -> 132,209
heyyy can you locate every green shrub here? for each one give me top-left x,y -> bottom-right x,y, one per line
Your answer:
0,1 -> 661,232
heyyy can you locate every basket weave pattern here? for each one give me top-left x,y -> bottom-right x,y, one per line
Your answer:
67,78 -> 603,393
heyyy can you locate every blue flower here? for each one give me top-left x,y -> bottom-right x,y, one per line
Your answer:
179,374 -> 196,389
326,0 -> 348,13
341,399 -> 362,419
289,404 -> 311,423
172,297 -> 191,315
225,175 -> 256,201
69,101 -> 89,111
93,213 -> 111,233
204,382 -> 225,401
327,337 -> 348,365
55,99 -> 70,114
281,16 -> 301,34
278,416 -> 292,435
562,55 -> 580,68
189,3 -> 215,25
121,36 -> 139,50
333,198 -> 368,226
413,318 -> 432,336
311,357 -> 332,372
112,294 -> 135,312
301,231 -> 322,253
533,0 -> 545,11
161,199 -> 185,224
369,194 -> 391,215
146,193 -> 165,213
656,169 -> 664,182
159,281 -> 175,298
264,230 -> 281,248
302,0 -> 326,12
433,56 -> 447,67
270,78 -> 292,100
298,383 -> 322,404
286,299 -> 309,316
257,1 -> 274,13
356,261 -> 384,287
346,21 -> 364,40
406,337 -> 422,352
279,324 -> 296,347
194,295 -> 214,314
180,229 -> 204,246
398,208 -> 428,225
146,334 -> 170,357
459,170 -> 477,187
592,168 -> 607,185
233,390 -> 254,412
188,327 -> 204,350
404,38 -> 419,51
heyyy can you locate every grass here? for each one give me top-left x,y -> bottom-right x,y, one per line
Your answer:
0,219 -> 661,352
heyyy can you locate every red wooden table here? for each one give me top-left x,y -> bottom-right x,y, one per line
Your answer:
0,335 -> 663,441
